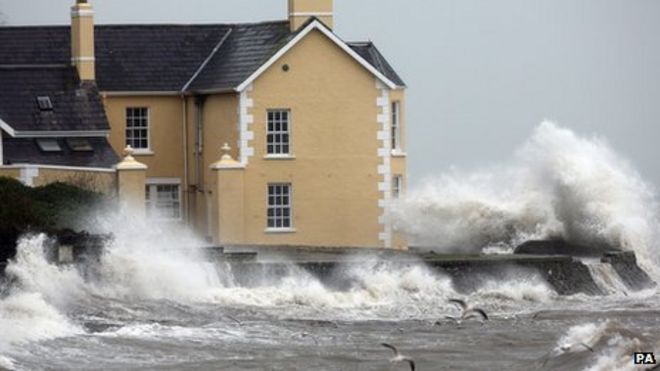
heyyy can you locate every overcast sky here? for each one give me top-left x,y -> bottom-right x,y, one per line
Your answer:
2,0 -> 659,188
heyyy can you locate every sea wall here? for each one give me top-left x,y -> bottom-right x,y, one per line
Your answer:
1,240 -> 654,297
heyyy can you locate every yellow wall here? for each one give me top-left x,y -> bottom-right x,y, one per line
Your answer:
389,89 -> 407,249
184,94 -> 241,238
0,167 -> 115,193
0,168 -> 20,179
220,29 -> 389,248
103,95 -> 185,179
33,169 -> 115,193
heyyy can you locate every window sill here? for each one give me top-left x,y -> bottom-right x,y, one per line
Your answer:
391,150 -> 407,158
264,228 -> 297,234
133,149 -> 155,156
263,154 -> 296,160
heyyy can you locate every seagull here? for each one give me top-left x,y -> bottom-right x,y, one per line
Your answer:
541,342 -> 595,367
559,342 -> 594,353
381,343 -> 415,371
447,298 -> 489,321
225,315 -> 243,326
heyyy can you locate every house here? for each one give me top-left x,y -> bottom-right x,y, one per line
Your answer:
0,0 -> 408,250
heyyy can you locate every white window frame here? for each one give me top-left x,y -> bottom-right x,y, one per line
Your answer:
392,175 -> 403,199
391,101 -> 402,152
265,109 -> 292,157
145,178 -> 182,222
126,107 -> 151,153
266,183 -> 294,232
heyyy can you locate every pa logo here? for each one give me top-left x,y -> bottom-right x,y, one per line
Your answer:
633,352 -> 656,365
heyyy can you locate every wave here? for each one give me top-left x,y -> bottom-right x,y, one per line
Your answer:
0,291 -> 80,351
541,321 -> 656,371
393,121 -> 660,277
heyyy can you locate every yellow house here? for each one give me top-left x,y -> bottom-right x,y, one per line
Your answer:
0,0 -> 408,249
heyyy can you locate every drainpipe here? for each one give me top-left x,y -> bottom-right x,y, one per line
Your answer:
194,96 -> 206,193
181,94 -> 189,223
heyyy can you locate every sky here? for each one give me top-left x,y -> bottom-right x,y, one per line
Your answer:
1,0 -> 659,188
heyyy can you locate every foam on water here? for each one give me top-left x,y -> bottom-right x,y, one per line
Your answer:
393,122 -> 660,277
551,321 -> 654,371
0,355 -> 15,370
0,291 -> 80,350
0,236 -> 83,353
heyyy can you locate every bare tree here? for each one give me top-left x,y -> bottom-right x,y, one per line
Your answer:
0,11 -> 7,26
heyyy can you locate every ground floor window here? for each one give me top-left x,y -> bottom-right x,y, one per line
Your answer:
267,183 -> 292,229
393,175 -> 403,199
145,180 -> 181,220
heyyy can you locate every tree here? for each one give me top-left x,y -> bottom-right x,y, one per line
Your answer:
0,11 -> 7,26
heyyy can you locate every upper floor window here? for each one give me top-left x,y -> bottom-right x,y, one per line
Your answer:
267,183 -> 292,229
267,110 -> 290,155
391,101 -> 401,151
126,107 -> 150,150
145,182 -> 181,221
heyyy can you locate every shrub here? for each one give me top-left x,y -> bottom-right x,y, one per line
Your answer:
0,177 -> 105,261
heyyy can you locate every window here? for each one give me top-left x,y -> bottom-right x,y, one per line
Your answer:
36,138 -> 62,152
126,107 -> 149,150
267,110 -> 290,155
267,183 -> 292,229
66,138 -> 93,152
145,183 -> 181,220
391,101 -> 401,151
37,96 -> 53,111
392,175 -> 403,199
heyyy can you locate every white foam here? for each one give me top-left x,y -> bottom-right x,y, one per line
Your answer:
0,292 -> 80,350
393,121 -> 660,278
554,321 -> 652,371
0,355 -> 15,370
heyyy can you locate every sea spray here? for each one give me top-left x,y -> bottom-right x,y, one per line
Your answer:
547,321 -> 655,371
394,121 -> 660,277
0,291 -> 80,351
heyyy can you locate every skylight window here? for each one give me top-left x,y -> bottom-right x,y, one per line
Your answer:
66,138 -> 93,152
36,138 -> 62,152
36,96 -> 53,111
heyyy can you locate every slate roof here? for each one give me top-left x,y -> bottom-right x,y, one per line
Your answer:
2,137 -> 119,168
0,20 -> 404,92
185,21 -> 292,92
0,66 -> 109,132
348,42 -> 406,87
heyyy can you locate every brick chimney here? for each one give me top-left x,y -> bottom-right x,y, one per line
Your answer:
288,0 -> 333,32
70,0 -> 95,81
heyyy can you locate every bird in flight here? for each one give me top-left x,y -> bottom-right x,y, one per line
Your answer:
381,343 -> 415,371
559,342 -> 594,353
446,298 -> 489,321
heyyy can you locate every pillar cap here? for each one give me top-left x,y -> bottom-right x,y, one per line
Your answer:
211,143 -> 244,169
115,145 -> 148,170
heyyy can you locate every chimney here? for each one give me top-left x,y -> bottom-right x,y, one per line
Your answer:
71,0 -> 95,81
288,0 -> 333,32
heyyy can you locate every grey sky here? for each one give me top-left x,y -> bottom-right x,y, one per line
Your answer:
2,0 -> 659,188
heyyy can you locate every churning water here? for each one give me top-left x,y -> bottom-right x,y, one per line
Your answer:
1,122 -> 659,371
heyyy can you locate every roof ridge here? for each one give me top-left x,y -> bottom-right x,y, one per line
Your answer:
181,28 -> 234,92
0,20 -> 289,29
0,64 -> 70,70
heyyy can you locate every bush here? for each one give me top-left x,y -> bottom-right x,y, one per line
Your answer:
0,177 -> 105,262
